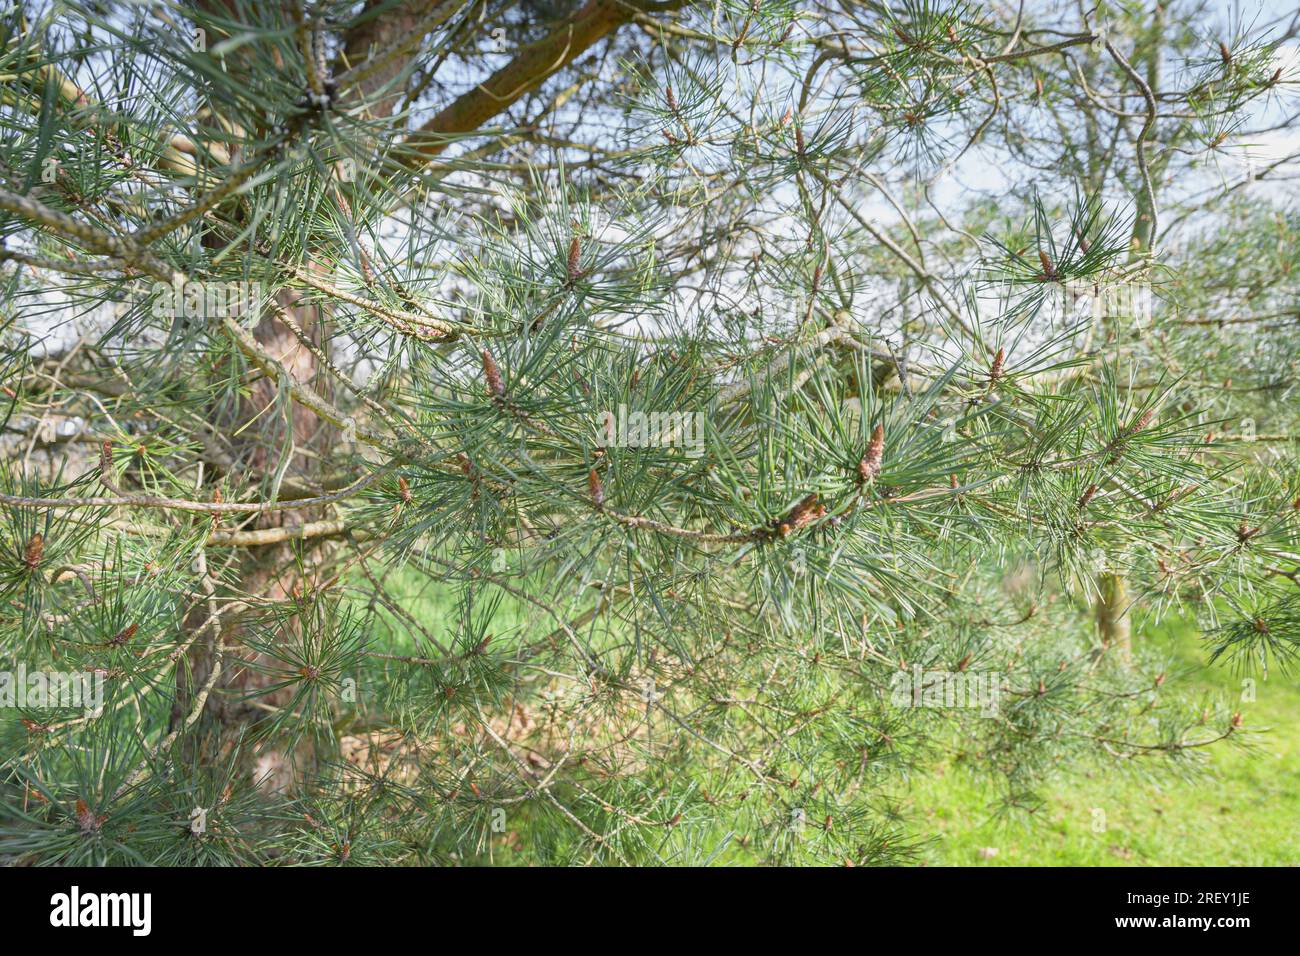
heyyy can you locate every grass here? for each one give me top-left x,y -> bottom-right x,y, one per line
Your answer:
356,570 -> 1300,865
906,617 -> 1300,866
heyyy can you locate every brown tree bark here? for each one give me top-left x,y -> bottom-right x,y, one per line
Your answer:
1091,5 -> 1164,668
175,0 -> 664,789
174,289 -> 331,790
1095,572 -> 1131,662
405,0 -> 659,162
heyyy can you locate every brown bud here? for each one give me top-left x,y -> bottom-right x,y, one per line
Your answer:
1231,711 -> 1243,728
858,424 -> 884,483
1037,249 -> 1055,279
1236,521 -> 1260,544
665,84 -> 677,112
108,622 -> 137,647
75,798 -> 106,835
1219,41 -> 1232,65
1077,483 -> 1098,509
481,349 -> 505,397
567,236 -> 582,281
779,493 -> 824,534
23,532 -> 44,570
398,476 -> 411,504
950,473 -> 959,489
1034,76 -> 1043,98
1154,672 -> 1165,687
989,347 -> 1005,383
795,125 -> 805,155
1269,67 -> 1282,86
1122,409 -> 1154,438
100,440 -> 113,478
588,468 -> 605,507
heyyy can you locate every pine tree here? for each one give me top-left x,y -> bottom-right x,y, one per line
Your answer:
0,0 -> 1296,865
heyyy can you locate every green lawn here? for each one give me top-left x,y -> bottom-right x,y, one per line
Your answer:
905,619 -> 1300,866
360,572 -> 1299,865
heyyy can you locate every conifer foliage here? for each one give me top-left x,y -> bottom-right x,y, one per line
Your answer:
0,0 -> 1296,865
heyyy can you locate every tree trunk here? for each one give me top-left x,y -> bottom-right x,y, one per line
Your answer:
173,291 -> 330,792
172,0 -> 647,791
1096,572 -> 1131,662
1091,3 -> 1164,665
